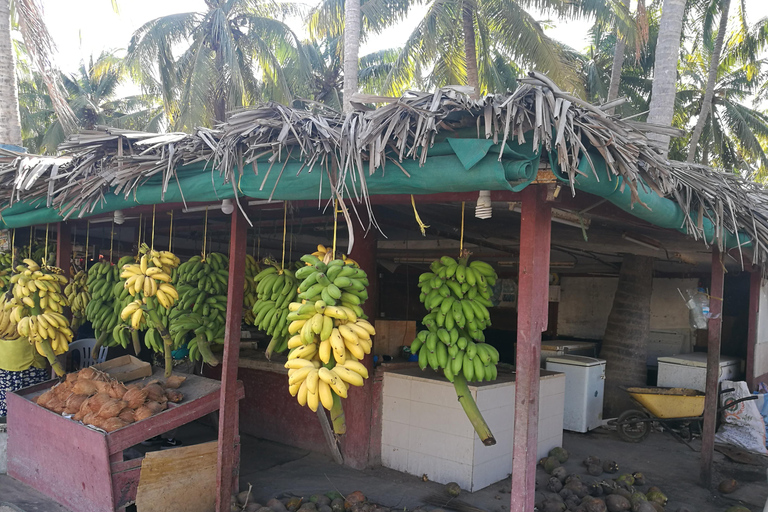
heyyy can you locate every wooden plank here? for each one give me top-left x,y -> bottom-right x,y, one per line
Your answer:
112,458 -> 143,509
375,320 -> 417,356
700,247 -> 724,489
216,208 -> 247,511
746,269 -> 760,389
135,441 -> 218,512
56,222 -> 71,279
510,186 -> 551,512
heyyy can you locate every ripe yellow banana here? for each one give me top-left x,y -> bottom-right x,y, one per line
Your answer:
318,380 -> 333,411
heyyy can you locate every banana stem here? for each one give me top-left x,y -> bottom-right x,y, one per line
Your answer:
130,330 -> 141,356
330,392 -> 346,435
39,339 -> 65,376
147,309 -> 175,378
453,374 -> 496,446
195,333 -> 220,366
264,335 -> 281,360
94,331 -> 107,356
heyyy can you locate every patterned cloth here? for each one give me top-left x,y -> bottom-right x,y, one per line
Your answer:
0,367 -> 49,417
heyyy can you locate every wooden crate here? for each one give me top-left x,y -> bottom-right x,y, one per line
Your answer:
375,320 -> 417,357
7,370 -> 244,512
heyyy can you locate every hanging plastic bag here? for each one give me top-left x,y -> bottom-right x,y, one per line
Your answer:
679,288 -> 709,330
715,380 -> 767,454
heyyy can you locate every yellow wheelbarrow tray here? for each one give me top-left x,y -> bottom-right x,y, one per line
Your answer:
625,386 -> 705,419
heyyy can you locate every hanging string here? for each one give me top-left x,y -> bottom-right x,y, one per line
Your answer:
257,210 -> 262,260
151,205 -> 156,251
85,221 -> 90,271
332,199 -> 339,260
43,224 -> 49,267
410,195 -> 429,236
137,214 -> 143,256
201,207 -> 209,259
11,229 -> 15,267
168,211 -> 174,252
280,201 -> 288,272
29,226 -> 33,259
459,201 -> 465,257
109,218 -> 115,264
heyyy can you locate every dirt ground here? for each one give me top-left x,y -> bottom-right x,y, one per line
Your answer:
1,422 -> 766,512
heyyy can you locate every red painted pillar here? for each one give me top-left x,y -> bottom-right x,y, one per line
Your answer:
56,222 -> 71,278
510,186 -> 551,512
341,223 -> 378,469
700,247 -> 724,489
215,208 -> 247,511
746,269 -> 760,390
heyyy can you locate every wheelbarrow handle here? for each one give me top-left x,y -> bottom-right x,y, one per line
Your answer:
716,394 -> 758,413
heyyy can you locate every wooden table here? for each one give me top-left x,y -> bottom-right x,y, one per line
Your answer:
6,369 -> 244,512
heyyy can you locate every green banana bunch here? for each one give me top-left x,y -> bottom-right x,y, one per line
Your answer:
86,257 -> 132,350
243,255 -> 260,325
0,252 -> 13,291
169,252 -> 229,365
65,269 -> 90,331
252,262 -> 298,357
412,256 -> 500,382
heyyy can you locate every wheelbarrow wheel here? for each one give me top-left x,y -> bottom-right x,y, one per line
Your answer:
617,410 -> 651,443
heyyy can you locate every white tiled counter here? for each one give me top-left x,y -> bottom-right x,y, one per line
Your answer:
381,368 -> 565,492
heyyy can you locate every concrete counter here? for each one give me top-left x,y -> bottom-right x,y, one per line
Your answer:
381,368 -> 565,492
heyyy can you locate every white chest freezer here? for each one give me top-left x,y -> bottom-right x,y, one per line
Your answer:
656,353 -> 742,392
538,340 -> 599,367
545,355 -> 606,433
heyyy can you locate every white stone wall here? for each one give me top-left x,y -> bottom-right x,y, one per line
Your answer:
754,279 -> 768,381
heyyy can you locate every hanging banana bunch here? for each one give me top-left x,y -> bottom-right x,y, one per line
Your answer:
65,269 -> 90,331
0,252 -> 14,292
9,259 -> 73,376
312,244 -> 359,267
0,295 -> 20,339
170,252 -> 229,365
282,253 -> 374,433
243,254 -> 260,325
86,258 -> 131,351
252,260 -> 298,358
118,244 -> 181,377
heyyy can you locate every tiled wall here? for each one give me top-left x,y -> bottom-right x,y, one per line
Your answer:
381,369 -> 565,492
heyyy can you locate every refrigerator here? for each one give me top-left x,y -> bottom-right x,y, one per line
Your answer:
545,355 -> 606,432
538,340 -> 599,367
656,353 -> 742,393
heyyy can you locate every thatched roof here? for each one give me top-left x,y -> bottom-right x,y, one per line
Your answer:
0,72 -> 766,266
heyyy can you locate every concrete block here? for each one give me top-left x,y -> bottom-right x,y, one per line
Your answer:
381,443 -> 408,472
381,419 -> 410,450
472,454 -> 512,492
383,374 -> 411,400
406,451 -> 472,490
409,427 -> 473,463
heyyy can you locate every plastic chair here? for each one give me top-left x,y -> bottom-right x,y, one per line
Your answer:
67,338 -> 108,370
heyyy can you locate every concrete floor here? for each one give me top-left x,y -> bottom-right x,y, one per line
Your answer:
1,423 -> 766,512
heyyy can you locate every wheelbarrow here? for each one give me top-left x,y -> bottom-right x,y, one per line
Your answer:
609,386 -> 758,443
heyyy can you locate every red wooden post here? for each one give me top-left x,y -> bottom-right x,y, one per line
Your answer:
700,247 -> 724,489
215,208 -> 247,511
56,222 -> 71,278
341,223 -> 378,469
746,269 -> 760,389
510,186 -> 551,512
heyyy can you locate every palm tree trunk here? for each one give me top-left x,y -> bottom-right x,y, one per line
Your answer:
462,2 -> 480,99
600,254 -> 654,417
606,35 -> 626,115
342,0 -> 361,113
214,49 -> 227,123
0,0 -> 22,146
686,0 -> 731,163
646,0 -> 686,154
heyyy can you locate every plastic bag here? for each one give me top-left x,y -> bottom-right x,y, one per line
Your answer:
715,380 -> 768,454
679,287 -> 709,329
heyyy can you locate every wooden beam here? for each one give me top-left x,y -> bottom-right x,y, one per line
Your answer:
510,186 -> 551,512
56,222 -> 71,279
746,269 -> 760,390
700,247 -> 724,489
215,208 -> 247,511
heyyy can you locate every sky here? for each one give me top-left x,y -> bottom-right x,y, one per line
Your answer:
41,0 -> 768,83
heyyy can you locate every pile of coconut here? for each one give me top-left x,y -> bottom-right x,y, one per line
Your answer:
34,367 -> 186,432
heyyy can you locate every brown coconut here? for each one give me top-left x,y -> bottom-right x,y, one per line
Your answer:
102,417 -> 128,432
78,367 -> 96,380
64,394 -> 88,415
36,389 -> 55,408
47,397 -> 66,414
98,399 -> 127,419
134,406 -> 155,421
72,379 -> 98,396
118,408 -> 136,424
87,392 -> 112,414
92,380 -> 112,394
164,375 -> 186,389
52,381 -> 74,400
108,381 -> 128,400
143,384 -> 166,403
82,412 -> 100,426
145,400 -> 167,414
65,372 -> 79,384
165,390 -> 183,403
123,387 -> 148,409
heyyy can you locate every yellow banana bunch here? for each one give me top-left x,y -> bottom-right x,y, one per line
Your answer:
120,248 -> 180,310
281,251 -> 375,415
64,269 -> 90,331
0,295 -> 20,339
10,260 -> 74,376
311,244 -> 359,267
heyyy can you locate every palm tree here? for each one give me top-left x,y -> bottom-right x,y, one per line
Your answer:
687,0 -> 731,161
126,0 -> 308,130
674,41 -> 768,172
342,0 -> 361,111
18,52 -> 164,154
646,0 -> 687,153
